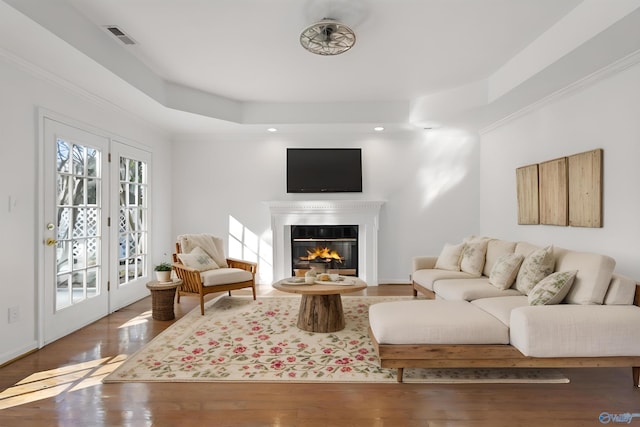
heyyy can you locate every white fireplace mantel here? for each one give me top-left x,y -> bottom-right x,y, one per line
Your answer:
267,200 -> 384,285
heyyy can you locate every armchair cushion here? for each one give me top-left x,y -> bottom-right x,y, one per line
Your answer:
178,234 -> 228,268
177,246 -> 219,271
201,268 -> 253,287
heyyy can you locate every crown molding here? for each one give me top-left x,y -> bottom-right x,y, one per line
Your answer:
479,48 -> 640,135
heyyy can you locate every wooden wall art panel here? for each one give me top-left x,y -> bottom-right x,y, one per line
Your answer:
539,157 -> 568,226
516,164 -> 539,224
568,149 -> 603,227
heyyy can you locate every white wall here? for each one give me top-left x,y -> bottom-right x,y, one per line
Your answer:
0,57 -> 173,365
171,127 -> 480,285
480,61 -> 640,280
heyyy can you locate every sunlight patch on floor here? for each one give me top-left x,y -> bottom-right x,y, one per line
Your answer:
0,354 -> 126,409
118,310 -> 153,328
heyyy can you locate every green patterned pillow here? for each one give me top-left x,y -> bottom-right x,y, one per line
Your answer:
460,239 -> 489,277
489,253 -> 525,290
528,270 -> 577,305
515,246 -> 554,295
178,246 -> 219,271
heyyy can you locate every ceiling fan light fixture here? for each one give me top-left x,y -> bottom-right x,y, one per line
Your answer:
300,18 -> 356,56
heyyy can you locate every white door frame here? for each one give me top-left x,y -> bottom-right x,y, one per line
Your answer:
37,109 -> 153,347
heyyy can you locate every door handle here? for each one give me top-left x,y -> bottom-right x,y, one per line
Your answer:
46,238 -> 58,246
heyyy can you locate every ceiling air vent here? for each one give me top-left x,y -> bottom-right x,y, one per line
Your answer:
105,26 -> 136,45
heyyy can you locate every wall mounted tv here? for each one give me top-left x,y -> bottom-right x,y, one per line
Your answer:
287,148 -> 362,193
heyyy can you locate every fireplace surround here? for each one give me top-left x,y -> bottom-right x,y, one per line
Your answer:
268,200 -> 384,285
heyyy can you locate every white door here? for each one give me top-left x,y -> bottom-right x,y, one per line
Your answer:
109,142 -> 152,310
43,118 -> 110,344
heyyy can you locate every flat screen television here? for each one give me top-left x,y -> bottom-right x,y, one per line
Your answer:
287,148 -> 362,193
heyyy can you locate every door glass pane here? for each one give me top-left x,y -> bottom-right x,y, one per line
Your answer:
72,271 -> 85,303
57,274 -> 71,310
55,138 -> 102,311
73,144 -> 85,176
118,155 -> 148,285
56,240 -> 72,274
72,239 -> 86,269
57,139 -> 70,173
57,207 -> 71,240
87,178 -> 98,205
87,148 -> 98,177
87,268 -> 98,298
87,237 -> 98,267
57,175 -> 71,206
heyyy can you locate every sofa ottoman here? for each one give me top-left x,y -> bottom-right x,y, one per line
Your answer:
369,300 -> 509,345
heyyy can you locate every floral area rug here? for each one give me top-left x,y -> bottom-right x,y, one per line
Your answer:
103,296 -> 569,384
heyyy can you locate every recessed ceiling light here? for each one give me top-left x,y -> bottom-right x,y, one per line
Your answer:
267,128 -> 278,132
374,127 -> 384,132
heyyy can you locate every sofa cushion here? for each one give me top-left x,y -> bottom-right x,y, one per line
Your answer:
489,253 -> 524,290
553,247 -> 616,305
460,239 -> 489,277
514,241 -> 542,257
369,300 -> 509,345
510,305 -> 640,357
434,242 -> 465,271
471,296 -> 529,326
514,246 -> 554,295
433,278 -> 524,301
483,239 -> 517,276
201,268 -> 252,287
604,274 -> 637,305
412,269 -> 475,291
528,270 -> 577,305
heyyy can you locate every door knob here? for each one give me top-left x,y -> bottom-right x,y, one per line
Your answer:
46,238 -> 58,246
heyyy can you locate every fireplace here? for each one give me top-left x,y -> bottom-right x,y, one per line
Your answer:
267,200 -> 383,284
291,225 -> 358,277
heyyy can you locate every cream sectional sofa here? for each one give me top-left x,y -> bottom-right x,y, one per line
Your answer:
368,238 -> 640,384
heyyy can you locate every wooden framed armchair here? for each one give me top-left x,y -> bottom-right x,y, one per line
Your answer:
172,234 -> 257,315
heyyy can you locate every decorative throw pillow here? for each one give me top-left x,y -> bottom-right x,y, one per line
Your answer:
177,246 -> 219,271
528,270 -> 577,305
515,246 -> 555,295
460,239 -> 489,277
489,253 -> 525,290
434,242 -> 465,271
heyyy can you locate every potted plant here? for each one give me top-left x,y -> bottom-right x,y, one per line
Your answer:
154,262 -> 173,282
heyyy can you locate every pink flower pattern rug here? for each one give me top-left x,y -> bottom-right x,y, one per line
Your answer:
103,296 -> 569,384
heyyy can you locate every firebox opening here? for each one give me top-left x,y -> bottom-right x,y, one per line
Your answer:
291,225 -> 358,277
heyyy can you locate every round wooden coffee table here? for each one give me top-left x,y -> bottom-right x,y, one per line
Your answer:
273,277 -> 367,333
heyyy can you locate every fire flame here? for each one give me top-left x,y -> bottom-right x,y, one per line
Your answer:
300,247 -> 343,263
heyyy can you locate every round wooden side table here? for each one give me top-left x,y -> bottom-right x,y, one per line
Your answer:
146,278 -> 182,320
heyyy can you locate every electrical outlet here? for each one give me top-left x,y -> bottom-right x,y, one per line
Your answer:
8,306 -> 19,324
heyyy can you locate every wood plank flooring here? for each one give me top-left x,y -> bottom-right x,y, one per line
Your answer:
0,284 -> 638,426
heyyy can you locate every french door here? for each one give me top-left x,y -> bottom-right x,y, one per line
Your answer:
109,142 -> 151,310
42,117 -> 151,344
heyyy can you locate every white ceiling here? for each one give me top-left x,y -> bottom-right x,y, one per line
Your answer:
2,0 -> 640,134
65,0 -> 579,104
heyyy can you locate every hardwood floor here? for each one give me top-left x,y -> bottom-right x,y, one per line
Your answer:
0,284 -> 638,426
